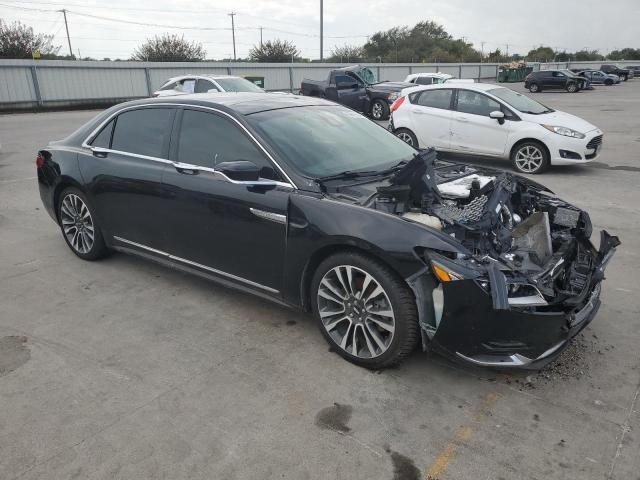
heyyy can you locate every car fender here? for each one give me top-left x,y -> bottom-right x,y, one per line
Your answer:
505,124 -> 553,158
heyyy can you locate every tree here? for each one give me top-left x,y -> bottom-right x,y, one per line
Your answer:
573,49 -> 603,61
362,20 -> 481,63
249,39 -> 300,62
328,44 -> 365,63
131,34 -> 205,62
526,46 -> 555,62
608,48 -> 640,60
0,20 -> 60,59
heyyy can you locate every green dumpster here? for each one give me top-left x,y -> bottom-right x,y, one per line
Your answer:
243,76 -> 265,89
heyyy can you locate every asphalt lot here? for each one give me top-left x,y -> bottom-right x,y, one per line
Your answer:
1,81 -> 639,480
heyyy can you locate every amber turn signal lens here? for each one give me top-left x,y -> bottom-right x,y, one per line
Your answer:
432,263 -> 454,282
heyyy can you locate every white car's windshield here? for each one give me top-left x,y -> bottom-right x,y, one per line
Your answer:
488,87 -> 553,115
248,106 -> 416,178
216,77 -> 264,92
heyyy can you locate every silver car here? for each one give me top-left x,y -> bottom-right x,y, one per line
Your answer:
153,74 -> 264,97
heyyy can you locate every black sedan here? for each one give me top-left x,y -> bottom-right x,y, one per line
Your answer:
37,93 -> 619,369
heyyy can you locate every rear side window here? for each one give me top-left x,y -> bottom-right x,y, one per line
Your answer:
111,108 -> 173,158
176,109 -> 280,179
415,76 -> 433,85
160,81 -> 177,91
455,90 -> 501,117
414,89 -> 453,110
90,119 -> 114,148
196,79 -> 217,93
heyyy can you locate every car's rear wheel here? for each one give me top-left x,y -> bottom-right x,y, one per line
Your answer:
57,187 -> 108,260
528,83 -> 540,93
371,99 -> 389,121
394,128 -> 418,148
566,82 -> 578,93
311,252 -> 418,369
511,141 -> 549,174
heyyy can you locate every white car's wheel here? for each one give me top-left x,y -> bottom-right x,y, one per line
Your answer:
511,142 -> 549,174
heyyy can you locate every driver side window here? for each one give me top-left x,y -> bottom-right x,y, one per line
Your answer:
175,109 -> 281,180
455,90 -> 501,117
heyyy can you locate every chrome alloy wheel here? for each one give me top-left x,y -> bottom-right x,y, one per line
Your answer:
60,193 -> 95,254
371,101 -> 384,120
514,145 -> 544,173
396,131 -> 414,146
316,265 -> 395,359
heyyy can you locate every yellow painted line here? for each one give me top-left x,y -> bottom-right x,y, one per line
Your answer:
424,391 -> 500,479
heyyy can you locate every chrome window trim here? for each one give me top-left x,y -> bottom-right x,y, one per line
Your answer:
171,161 -> 293,189
113,236 -> 279,294
81,102 -> 298,189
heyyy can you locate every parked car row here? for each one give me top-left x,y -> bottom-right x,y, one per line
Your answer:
36,90 -> 620,370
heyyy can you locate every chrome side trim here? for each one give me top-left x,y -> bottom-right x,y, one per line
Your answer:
80,102 -> 297,189
455,340 -> 566,367
112,235 -> 279,294
249,208 -> 287,224
171,162 -> 292,189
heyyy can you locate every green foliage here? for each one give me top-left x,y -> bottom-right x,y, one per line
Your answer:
526,46 -> 555,62
249,39 -> 300,62
328,45 -> 365,63
573,49 -> 603,61
132,34 -> 205,62
608,48 -> 640,60
362,20 -> 481,63
0,20 -> 60,59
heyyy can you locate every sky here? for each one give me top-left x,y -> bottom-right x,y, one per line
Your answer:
1,0 -> 638,60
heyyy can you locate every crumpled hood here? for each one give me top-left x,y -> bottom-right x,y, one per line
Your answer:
523,110 -> 599,134
368,82 -> 415,93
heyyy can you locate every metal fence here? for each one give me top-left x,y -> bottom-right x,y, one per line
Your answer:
0,59 -> 637,111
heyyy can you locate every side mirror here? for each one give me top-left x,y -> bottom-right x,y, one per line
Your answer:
489,110 -> 505,124
216,160 -> 261,182
91,146 -> 109,158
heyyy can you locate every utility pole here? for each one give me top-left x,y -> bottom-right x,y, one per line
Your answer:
480,41 -> 485,62
505,43 -> 510,58
60,9 -> 73,58
228,12 -> 236,61
259,26 -> 263,48
319,0 -> 323,61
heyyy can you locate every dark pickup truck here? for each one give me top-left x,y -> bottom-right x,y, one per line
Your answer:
600,64 -> 632,81
300,65 -> 413,120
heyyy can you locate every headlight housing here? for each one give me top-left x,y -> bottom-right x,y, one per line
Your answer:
431,260 -> 465,282
541,125 -> 586,139
388,92 -> 399,101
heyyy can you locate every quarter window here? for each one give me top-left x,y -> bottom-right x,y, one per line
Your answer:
415,76 -> 433,85
176,109 -> 280,179
111,108 -> 173,158
414,89 -> 453,110
455,90 -> 501,117
90,119 -> 114,148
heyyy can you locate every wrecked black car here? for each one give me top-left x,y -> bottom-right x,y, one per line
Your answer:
37,94 -> 620,370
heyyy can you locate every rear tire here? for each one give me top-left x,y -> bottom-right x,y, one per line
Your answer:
311,251 -> 419,369
57,187 -> 108,260
394,128 -> 418,148
511,141 -> 550,174
528,83 -> 540,93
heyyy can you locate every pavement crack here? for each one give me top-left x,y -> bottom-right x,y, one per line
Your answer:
606,377 -> 640,479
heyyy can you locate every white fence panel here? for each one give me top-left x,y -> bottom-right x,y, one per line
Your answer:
38,67 -> 147,101
0,66 -> 36,103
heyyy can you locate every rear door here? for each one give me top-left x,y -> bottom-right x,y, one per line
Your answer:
80,106 -> 176,250
449,89 -> 511,156
407,88 -> 454,149
161,107 -> 292,292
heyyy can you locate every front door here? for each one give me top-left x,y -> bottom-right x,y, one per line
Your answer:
449,89 -> 511,156
162,107 -> 291,292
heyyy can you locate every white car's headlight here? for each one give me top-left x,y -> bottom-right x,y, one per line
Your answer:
541,125 -> 586,139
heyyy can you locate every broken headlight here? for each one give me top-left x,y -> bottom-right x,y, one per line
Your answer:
541,125 -> 586,139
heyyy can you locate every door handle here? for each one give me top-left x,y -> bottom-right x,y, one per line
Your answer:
455,116 -> 469,122
172,162 -> 200,175
410,108 -> 427,114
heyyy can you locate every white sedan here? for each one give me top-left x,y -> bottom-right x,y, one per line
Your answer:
153,75 -> 264,97
389,83 -> 603,174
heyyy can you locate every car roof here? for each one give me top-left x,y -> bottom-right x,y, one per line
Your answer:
407,72 -> 452,79
113,92 -> 335,115
404,82 -> 500,94
163,74 -> 240,84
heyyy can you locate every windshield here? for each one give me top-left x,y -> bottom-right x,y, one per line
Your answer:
248,106 -> 416,178
488,87 -> 553,114
216,77 -> 264,92
357,67 -> 377,84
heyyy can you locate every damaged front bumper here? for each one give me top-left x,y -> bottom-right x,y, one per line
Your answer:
408,230 -> 619,369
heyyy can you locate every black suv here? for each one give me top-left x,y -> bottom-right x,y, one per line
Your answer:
524,70 -> 588,93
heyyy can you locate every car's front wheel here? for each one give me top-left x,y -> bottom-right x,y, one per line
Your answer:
311,252 -> 418,369
566,82 -> 578,93
394,128 -> 418,148
57,187 -> 108,260
511,141 -> 549,174
371,99 -> 389,121
528,83 -> 541,93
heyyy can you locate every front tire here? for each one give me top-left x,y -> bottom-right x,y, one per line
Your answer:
394,128 -> 418,148
566,82 -> 578,93
57,187 -> 108,260
528,83 -> 540,93
371,99 -> 390,121
311,252 -> 419,369
511,141 -> 549,174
